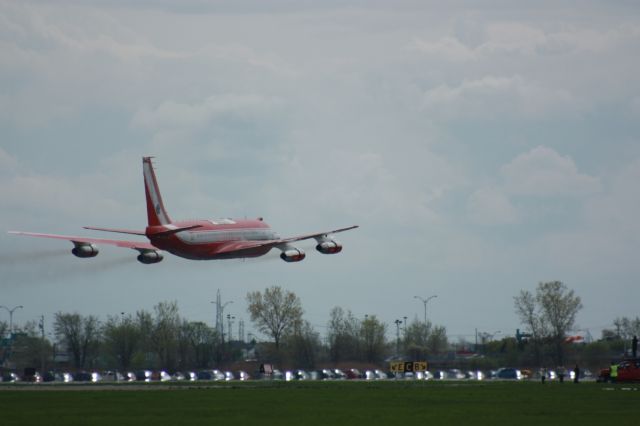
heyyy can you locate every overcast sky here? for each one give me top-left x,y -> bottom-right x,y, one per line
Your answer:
1,0 -> 639,343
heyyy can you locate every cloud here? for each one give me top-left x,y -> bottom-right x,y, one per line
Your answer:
467,186 -> 518,225
421,75 -> 580,120
132,94 -> 284,131
408,36 -> 476,62
0,147 -> 19,175
501,146 -> 601,197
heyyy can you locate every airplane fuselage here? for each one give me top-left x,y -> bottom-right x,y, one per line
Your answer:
147,218 -> 279,260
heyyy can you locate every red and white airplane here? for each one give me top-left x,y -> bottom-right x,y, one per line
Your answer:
9,157 -> 358,264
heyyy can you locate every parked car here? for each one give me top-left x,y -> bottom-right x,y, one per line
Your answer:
374,369 -> 389,380
321,369 -> 336,380
598,360 -> 640,382
333,369 -> 347,380
72,371 -> 94,382
447,369 -> 466,380
495,367 -> 522,380
1,372 -> 20,382
346,369 -> 362,379
272,369 -> 284,380
135,370 -> 152,382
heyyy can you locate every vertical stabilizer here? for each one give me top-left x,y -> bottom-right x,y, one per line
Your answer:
143,157 -> 172,226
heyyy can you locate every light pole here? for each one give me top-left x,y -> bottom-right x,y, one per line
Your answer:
394,319 -> 403,357
413,295 -> 437,324
0,305 -> 23,335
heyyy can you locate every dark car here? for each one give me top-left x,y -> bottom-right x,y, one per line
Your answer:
197,370 -> 213,381
495,368 -> 522,380
72,371 -> 93,382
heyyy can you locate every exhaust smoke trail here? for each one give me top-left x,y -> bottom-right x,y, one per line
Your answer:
0,248 -> 69,265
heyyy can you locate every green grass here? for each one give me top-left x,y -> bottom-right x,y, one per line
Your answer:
0,381 -> 637,425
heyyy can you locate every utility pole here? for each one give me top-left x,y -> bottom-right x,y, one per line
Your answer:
238,319 -> 245,343
413,295 -> 437,324
211,290 -> 233,343
39,315 -> 45,374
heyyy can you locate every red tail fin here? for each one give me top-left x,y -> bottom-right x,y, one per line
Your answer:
142,157 -> 172,226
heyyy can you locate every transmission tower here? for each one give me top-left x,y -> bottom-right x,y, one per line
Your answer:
212,289 -> 232,341
239,319 -> 245,343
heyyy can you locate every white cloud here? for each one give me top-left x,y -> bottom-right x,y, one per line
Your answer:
0,147 -> 19,174
408,36 -> 476,62
132,94 -> 284,130
501,146 -> 601,197
422,75 -> 580,120
467,186 -> 518,225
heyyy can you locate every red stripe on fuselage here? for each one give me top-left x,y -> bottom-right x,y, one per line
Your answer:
147,219 -> 274,260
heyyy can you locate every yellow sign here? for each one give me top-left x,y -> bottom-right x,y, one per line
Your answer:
389,361 -> 428,373
413,361 -> 427,372
389,361 -> 404,372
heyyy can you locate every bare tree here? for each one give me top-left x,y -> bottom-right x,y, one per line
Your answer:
246,286 -> 303,350
184,321 -> 218,369
54,312 -> 101,369
284,320 -> 321,369
613,316 -> 640,340
149,301 -> 181,370
514,281 -> 582,365
103,314 -> 140,370
327,306 -> 360,363
514,289 -> 547,364
539,281 -> 582,364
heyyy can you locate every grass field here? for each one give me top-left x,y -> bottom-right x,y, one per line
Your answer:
0,381 -> 637,425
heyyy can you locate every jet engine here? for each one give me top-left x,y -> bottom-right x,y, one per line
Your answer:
71,243 -> 99,258
137,250 -> 164,264
280,248 -> 306,262
315,239 -> 343,254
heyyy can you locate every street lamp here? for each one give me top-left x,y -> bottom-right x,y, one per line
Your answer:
414,295 -> 437,324
0,305 -> 23,335
394,319 -> 403,357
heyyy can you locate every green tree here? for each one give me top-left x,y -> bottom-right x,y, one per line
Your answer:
246,286 -> 303,350
360,315 -> 387,363
404,319 -> 448,360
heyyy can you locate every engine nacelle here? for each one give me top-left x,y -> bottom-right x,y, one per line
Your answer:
316,240 -> 343,254
137,250 -> 164,264
71,244 -> 99,258
280,248 -> 306,262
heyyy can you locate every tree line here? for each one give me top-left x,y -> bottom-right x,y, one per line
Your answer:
2,282 -> 637,373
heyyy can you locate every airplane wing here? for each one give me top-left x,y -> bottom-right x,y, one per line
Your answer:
210,225 -> 359,256
8,231 -> 158,251
276,225 -> 359,244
